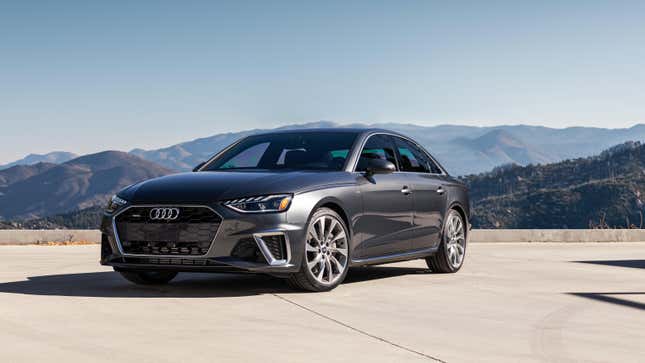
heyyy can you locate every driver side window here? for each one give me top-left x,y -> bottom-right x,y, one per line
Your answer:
356,134 -> 398,172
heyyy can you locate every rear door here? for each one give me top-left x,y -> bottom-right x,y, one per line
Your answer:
353,134 -> 415,258
393,136 -> 447,250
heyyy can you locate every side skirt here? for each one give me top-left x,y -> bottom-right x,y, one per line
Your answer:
349,246 -> 438,267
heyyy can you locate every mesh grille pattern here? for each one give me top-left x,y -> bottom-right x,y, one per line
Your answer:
115,206 -> 221,256
122,257 -> 225,266
261,235 -> 286,260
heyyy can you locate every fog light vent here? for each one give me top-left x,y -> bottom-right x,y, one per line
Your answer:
253,233 -> 290,266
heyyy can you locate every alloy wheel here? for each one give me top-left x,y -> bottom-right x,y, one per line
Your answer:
305,215 -> 349,285
445,213 -> 466,269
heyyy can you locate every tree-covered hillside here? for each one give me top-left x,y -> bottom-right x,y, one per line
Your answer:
463,142 -> 645,228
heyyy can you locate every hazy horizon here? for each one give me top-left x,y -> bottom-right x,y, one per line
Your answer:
2,1 -> 644,163
3,120 -> 645,164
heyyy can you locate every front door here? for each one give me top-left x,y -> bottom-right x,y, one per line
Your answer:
352,134 -> 415,259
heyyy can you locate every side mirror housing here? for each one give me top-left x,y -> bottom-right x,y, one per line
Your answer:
192,162 -> 206,172
363,158 -> 396,176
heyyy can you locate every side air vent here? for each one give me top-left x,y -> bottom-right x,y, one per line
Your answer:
252,233 -> 290,266
261,235 -> 286,260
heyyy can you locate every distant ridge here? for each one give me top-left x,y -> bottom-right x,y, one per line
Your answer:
456,129 -> 553,167
0,162 -> 57,188
0,151 -> 77,170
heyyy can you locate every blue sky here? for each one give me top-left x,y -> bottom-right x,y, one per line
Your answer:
1,0 -> 644,163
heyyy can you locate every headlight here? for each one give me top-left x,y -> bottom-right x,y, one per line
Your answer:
223,194 -> 292,213
105,195 -> 128,213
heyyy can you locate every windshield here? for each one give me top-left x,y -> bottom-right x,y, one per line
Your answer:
202,132 -> 358,171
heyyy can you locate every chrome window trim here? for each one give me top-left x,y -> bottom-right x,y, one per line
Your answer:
252,231 -> 292,266
112,204 -> 223,258
349,132 -> 447,176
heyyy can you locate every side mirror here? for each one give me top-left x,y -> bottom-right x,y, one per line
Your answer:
363,158 -> 395,176
192,162 -> 206,172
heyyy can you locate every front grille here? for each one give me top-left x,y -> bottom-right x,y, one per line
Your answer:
115,206 -> 221,256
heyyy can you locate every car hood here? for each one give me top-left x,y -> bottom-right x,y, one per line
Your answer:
119,171 -> 356,204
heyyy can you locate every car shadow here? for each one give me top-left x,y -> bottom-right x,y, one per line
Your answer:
568,292 -> 645,311
574,260 -> 645,270
0,266 -> 430,298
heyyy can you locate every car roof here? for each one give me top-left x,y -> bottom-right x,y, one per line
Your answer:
252,127 -> 406,138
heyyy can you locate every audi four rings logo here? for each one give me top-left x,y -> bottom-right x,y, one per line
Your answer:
149,207 -> 180,221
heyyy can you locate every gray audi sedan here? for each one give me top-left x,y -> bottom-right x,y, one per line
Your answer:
100,128 -> 470,291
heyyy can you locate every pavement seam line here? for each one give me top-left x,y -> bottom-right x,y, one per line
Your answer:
272,294 -> 447,363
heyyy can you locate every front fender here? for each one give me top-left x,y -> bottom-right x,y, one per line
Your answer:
285,184 -> 362,267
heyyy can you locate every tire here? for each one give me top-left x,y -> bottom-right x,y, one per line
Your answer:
426,209 -> 467,273
117,270 -> 178,285
287,207 -> 350,292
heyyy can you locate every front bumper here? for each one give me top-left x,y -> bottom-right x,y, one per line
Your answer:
100,203 -> 305,275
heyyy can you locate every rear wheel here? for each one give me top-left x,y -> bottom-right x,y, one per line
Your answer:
287,208 -> 350,292
117,270 -> 178,285
426,209 -> 466,273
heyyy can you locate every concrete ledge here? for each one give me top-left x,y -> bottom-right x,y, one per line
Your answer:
0,230 -> 101,245
470,229 -> 645,243
1,229 -> 645,245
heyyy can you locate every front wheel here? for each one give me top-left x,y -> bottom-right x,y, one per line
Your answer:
426,209 -> 467,273
287,208 -> 350,292
117,270 -> 178,285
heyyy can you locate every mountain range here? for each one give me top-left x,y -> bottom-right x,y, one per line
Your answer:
4,140 -> 643,229
6,122 -> 645,176
0,151 -> 171,220
4,121 -> 645,224
128,121 -> 645,175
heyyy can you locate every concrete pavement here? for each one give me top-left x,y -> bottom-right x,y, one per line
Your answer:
0,243 -> 643,362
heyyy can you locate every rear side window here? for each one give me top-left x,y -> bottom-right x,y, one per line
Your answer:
394,137 -> 442,174
356,134 -> 398,171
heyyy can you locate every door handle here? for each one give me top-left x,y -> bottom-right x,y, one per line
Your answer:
401,186 -> 412,195
436,186 -> 445,195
